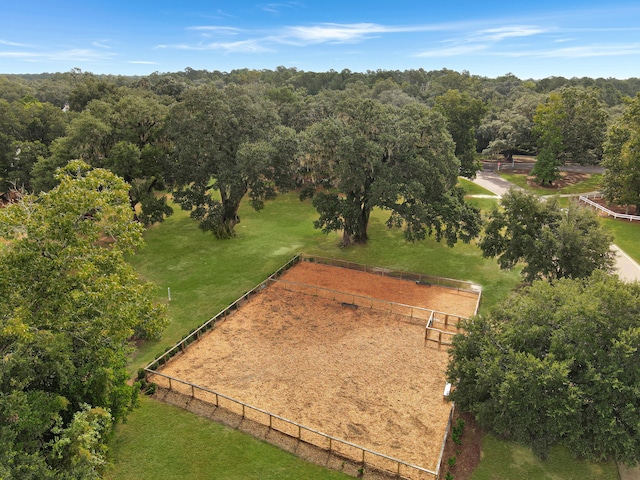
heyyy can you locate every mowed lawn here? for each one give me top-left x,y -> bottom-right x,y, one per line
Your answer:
602,217 -> 640,264
110,191 -> 619,480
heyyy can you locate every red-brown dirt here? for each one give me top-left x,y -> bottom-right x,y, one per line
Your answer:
152,262 -> 480,479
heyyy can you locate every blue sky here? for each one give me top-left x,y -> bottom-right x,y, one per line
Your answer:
2,1 -> 640,79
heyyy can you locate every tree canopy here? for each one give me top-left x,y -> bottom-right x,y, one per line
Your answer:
602,92 -> 640,213
479,190 -> 614,282
300,97 -> 481,246
448,271 -> 640,463
0,161 -> 166,478
533,87 -> 608,176
167,84 -> 297,238
434,89 -> 487,178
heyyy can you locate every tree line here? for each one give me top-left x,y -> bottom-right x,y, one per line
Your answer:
2,68 -> 640,239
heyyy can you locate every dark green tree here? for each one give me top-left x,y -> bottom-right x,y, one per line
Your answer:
533,87 -> 608,171
448,272 -> 640,463
435,89 -> 487,178
531,92 -> 564,185
479,190 -> 614,282
602,93 -> 640,213
301,97 -> 480,246
167,84 -> 297,238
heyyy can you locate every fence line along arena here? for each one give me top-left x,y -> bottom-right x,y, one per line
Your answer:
146,255 -> 481,479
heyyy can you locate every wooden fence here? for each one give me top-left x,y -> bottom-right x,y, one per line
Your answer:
270,277 -> 464,346
579,193 -> 640,221
144,254 -> 480,479
146,370 -> 439,480
300,254 -> 482,295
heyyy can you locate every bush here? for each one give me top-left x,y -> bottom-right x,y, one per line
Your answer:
452,418 -> 465,445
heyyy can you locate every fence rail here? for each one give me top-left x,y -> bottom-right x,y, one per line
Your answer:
146,370 -> 440,480
300,254 -> 482,295
579,193 -> 640,221
270,277 -> 464,346
144,254 -> 477,479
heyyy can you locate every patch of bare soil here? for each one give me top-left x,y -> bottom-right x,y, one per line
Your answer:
440,411 -> 484,480
510,170 -> 591,190
152,262 -> 480,478
590,197 -> 638,216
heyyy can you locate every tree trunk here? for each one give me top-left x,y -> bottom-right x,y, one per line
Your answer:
216,186 -> 245,239
352,206 -> 371,244
340,229 -> 352,247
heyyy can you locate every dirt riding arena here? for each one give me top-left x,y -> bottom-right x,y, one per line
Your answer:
152,260 -> 480,478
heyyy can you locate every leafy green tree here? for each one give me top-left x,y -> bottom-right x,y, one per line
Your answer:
0,161 -> 166,478
448,272 -> 640,463
301,97 -> 480,246
559,87 -> 608,164
602,93 -> 640,213
531,92 -> 564,185
167,84 -> 297,238
435,89 -> 487,178
533,87 -> 608,171
68,73 -> 118,112
479,190 -> 614,282
480,90 -> 541,161
32,92 -> 173,224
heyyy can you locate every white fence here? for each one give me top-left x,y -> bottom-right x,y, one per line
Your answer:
579,193 -> 640,221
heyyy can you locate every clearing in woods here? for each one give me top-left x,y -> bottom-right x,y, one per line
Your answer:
154,261 -> 479,476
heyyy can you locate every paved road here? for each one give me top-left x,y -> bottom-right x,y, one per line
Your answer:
471,170 -> 640,283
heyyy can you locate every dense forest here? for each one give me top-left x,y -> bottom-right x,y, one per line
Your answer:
2,67 -> 640,235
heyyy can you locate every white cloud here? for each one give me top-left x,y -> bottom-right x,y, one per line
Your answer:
260,2 -> 302,14
475,26 -> 548,42
414,44 -> 489,58
501,43 -> 640,58
92,41 -> 112,49
188,26 -> 242,35
129,60 -> 159,65
0,48 -> 116,63
164,39 -> 273,54
280,23 -> 446,45
0,39 -> 29,47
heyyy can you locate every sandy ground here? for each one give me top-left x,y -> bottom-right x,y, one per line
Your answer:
154,261 -> 479,476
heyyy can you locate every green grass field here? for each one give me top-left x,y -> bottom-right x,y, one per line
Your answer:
471,435 -> 620,480
110,191 -> 619,480
127,192 -> 519,369
105,397 -> 351,480
458,177 -> 497,196
602,217 -> 640,263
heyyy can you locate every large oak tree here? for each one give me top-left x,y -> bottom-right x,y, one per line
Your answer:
602,92 -> 640,213
479,190 -> 614,282
167,84 -> 297,238
300,97 -> 481,246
